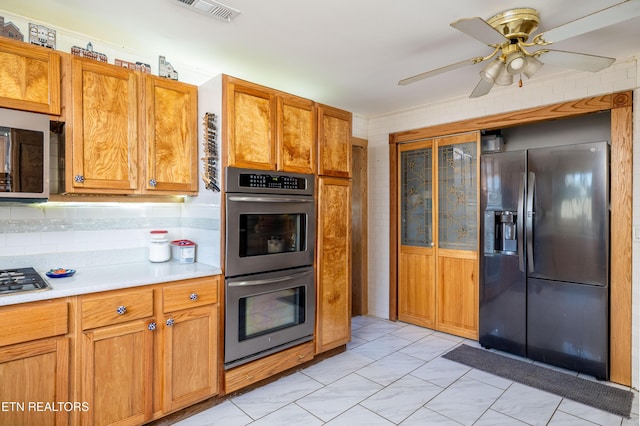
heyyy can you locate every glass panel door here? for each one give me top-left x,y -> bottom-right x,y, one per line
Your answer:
438,142 -> 478,250
401,148 -> 433,247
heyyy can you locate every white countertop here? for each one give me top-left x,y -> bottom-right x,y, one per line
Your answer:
0,262 -> 222,307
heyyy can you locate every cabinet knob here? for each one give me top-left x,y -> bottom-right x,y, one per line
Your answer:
149,179 -> 157,187
148,322 -> 157,331
74,175 -> 85,183
116,305 -> 127,315
189,293 -> 199,301
166,318 -> 175,327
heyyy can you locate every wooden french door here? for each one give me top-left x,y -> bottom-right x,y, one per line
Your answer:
397,132 -> 480,339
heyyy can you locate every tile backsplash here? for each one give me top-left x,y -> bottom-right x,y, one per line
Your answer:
0,200 -> 220,270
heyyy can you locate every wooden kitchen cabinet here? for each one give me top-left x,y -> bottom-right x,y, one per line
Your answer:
68,56 -> 141,194
224,75 -> 316,173
317,104 -> 352,178
63,56 -> 198,196
160,277 -> 219,413
0,37 -> 61,115
143,75 -> 198,195
79,288 -> 155,426
0,300 -> 70,426
316,176 -> 352,354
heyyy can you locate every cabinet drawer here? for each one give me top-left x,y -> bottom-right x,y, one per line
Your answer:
0,300 -> 68,347
81,288 -> 154,330
224,341 -> 314,394
163,277 -> 219,313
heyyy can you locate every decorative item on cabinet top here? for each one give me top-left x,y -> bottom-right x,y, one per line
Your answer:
0,16 -> 23,41
202,112 -> 220,192
28,23 -> 55,49
159,55 -> 179,80
71,42 -> 107,63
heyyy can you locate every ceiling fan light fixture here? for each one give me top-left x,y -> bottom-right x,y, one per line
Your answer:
522,56 -> 544,78
495,67 -> 514,86
506,51 -> 526,74
480,60 -> 504,83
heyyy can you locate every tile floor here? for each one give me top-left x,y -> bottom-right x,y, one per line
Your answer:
175,316 -> 639,426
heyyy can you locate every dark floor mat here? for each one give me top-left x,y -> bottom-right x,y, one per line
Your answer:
442,344 -> 634,418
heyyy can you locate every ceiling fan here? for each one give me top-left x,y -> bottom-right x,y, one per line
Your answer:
398,1 -> 640,98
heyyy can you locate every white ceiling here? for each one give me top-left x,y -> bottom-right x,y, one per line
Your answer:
1,0 -> 639,117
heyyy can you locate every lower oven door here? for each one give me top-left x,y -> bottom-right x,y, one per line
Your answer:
225,266 -> 315,369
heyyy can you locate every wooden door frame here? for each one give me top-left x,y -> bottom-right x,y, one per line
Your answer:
389,91 -> 633,385
352,137 -> 368,316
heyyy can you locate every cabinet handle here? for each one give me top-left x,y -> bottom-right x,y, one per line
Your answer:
148,322 -> 157,331
190,293 -> 199,301
166,318 -> 175,327
297,354 -> 306,361
116,306 -> 127,315
149,179 -> 157,187
74,175 -> 85,183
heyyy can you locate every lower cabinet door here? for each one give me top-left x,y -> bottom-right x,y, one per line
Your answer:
82,319 -> 154,426
0,338 -> 69,426
163,305 -> 218,412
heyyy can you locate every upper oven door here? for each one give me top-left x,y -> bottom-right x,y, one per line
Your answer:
225,192 -> 316,277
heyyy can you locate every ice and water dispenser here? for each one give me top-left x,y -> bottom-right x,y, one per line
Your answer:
484,210 -> 517,254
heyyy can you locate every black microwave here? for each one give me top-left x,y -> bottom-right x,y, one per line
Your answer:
0,108 -> 50,200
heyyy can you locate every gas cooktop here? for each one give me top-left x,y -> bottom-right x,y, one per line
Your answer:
0,267 -> 51,296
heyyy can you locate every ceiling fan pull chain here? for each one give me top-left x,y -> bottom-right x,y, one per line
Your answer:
519,76 -> 523,88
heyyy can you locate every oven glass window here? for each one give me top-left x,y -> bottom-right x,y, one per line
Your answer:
239,213 -> 307,257
239,286 -> 305,340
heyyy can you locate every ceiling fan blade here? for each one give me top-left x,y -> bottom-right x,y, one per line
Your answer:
540,0 -> 640,43
450,16 -> 507,46
398,58 -> 479,86
540,50 -> 615,72
469,79 -> 494,98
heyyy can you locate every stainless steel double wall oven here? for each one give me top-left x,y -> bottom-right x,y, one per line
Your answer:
224,167 -> 316,369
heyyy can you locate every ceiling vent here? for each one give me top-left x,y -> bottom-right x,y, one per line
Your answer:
175,0 -> 240,23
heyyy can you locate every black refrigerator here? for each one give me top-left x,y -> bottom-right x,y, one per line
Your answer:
479,141 -> 609,379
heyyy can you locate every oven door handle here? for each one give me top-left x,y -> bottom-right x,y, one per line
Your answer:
227,195 -> 314,203
227,270 -> 313,287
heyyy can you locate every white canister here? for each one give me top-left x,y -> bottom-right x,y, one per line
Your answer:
149,230 -> 170,262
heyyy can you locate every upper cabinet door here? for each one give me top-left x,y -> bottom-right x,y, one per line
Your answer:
317,104 -> 352,178
0,38 -> 60,115
277,95 -> 316,174
143,76 -> 198,194
70,58 -> 139,193
225,77 -> 276,170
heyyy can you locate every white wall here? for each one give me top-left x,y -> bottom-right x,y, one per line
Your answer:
365,58 -> 640,388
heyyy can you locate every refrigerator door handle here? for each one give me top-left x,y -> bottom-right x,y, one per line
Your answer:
517,173 -> 525,272
526,171 -> 535,273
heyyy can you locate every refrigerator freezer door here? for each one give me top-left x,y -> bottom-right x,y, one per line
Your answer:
480,150 -> 527,355
527,141 -> 609,286
527,277 -> 608,379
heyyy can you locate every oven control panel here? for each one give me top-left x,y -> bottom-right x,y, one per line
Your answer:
239,173 -> 306,190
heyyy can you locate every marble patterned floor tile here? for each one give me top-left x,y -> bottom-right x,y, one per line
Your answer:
356,351 -> 426,386
249,403 -> 323,426
473,408 -> 528,425
399,407 -> 463,425
351,315 -> 380,328
399,335 -> 459,362
360,375 -> 442,423
324,404 -> 394,426
346,334 -> 368,350
425,376 -> 504,425
231,372 -> 323,419
351,320 -> 405,341
410,356 -> 470,388
464,367 -> 513,390
557,399 -> 625,426
622,413 -> 639,425
350,334 -> 413,360
171,400 -> 252,426
296,373 -> 382,422
301,351 -> 374,385
547,410 -> 600,425
429,330 -> 466,343
390,323 -> 434,341
491,382 -> 562,426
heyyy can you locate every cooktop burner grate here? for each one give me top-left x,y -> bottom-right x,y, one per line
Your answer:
0,267 -> 51,296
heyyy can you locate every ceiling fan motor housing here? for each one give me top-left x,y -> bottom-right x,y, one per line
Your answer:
487,8 -> 540,42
